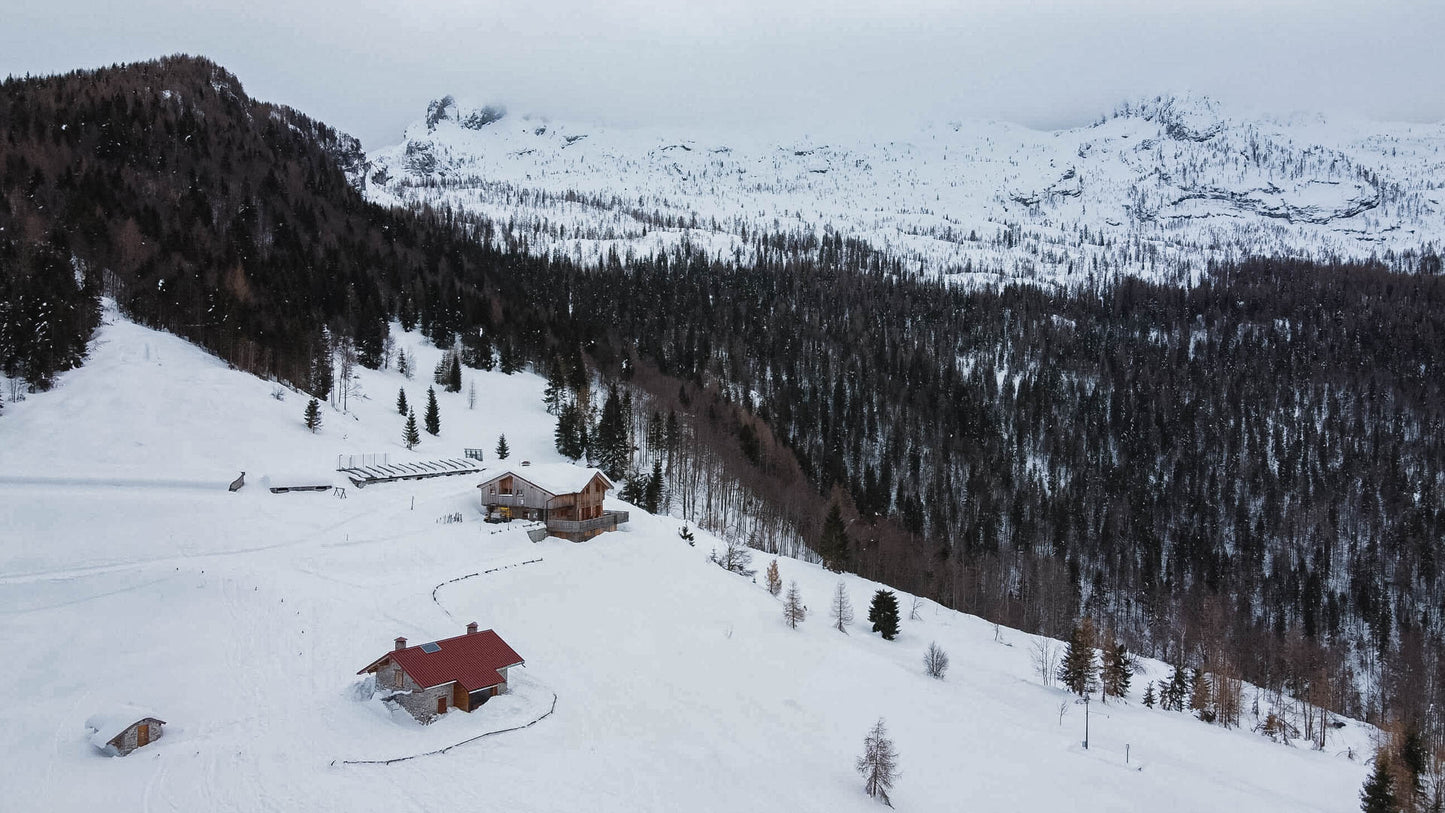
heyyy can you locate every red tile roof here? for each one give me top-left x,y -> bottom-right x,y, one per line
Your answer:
359,629 -> 524,692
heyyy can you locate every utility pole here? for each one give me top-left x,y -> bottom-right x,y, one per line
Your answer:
1076,694 -> 1091,749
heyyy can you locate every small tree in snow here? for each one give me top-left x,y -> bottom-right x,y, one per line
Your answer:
784,581 -> 806,629
397,349 -> 412,379
868,590 -> 900,640
303,398 -> 322,432
496,434 -> 510,459
1057,618 -> 1099,696
424,387 -> 441,436
1031,639 -> 1061,687
924,642 -> 949,679
403,408 -> 421,450
396,387 -> 408,415
765,559 -> 783,597
832,581 -> 855,632
857,717 -> 899,806
710,539 -> 755,577
1142,681 -> 1156,708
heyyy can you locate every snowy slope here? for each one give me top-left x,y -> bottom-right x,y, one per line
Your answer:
0,311 -> 1376,811
366,94 -> 1445,284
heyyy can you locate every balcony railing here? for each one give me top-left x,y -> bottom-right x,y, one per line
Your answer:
546,510 -> 630,535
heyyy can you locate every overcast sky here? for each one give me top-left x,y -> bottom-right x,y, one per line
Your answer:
5,0 -> 1443,148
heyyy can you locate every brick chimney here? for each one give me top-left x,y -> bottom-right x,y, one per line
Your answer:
394,636 -> 407,651
466,622 -> 478,635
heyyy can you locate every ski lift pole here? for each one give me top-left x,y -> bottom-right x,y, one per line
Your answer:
1075,693 -> 1090,749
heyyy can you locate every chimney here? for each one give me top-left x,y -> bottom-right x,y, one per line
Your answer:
466,622 -> 478,635
394,636 -> 407,651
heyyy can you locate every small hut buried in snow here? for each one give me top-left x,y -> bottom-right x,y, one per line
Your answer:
85,707 -> 165,756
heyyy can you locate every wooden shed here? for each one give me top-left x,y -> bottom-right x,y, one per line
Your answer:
86,708 -> 165,756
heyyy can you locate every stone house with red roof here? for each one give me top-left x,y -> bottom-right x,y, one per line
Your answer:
358,623 -> 524,724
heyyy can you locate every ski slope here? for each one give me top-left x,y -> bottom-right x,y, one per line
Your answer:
365,93 -> 1445,284
0,310 -> 1376,811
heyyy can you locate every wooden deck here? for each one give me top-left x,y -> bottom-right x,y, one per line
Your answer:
339,458 -> 482,488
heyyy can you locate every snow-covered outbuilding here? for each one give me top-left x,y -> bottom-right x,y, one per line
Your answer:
85,708 -> 165,756
358,623 -> 525,724
477,462 -> 627,541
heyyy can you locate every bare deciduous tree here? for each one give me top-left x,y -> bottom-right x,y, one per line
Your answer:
784,581 -> 806,629
910,595 -> 924,621
832,581 -> 855,632
924,642 -> 949,679
765,559 -> 782,597
709,539 -> 755,577
857,717 -> 899,806
1032,639 -> 1061,688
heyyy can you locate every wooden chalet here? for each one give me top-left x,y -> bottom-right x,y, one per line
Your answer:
477,462 -> 628,541
358,623 -> 524,724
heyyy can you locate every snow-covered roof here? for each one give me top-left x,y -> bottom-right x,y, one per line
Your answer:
85,706 -> 163,749
478,463 -> 613,497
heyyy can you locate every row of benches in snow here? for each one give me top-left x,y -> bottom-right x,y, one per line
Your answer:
338,458 -> 482,488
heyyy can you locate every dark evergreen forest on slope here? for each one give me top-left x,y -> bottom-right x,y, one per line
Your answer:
4,57 -> 1445,765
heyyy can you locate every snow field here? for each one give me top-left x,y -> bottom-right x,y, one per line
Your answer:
0,310 -> 1374,811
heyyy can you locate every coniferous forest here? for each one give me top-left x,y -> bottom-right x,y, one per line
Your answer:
4,57 -> 1445,763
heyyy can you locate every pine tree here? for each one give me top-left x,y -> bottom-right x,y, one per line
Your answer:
424,387 -> 440,436
303,398 -> 321,432
595,385 -> 630,480
543,361 -> 566,415
467,379 -> 477,410
1360,752 -> 1398,813
447,351 -> 462,393
1190,670 -> 1215,723
397,348 -> 411,379
868,590 -> 900,640
403,408 -> 420,450
1164,664 -> 1190,711
819,501 -> 850,572
765,559 -> 783,597
784,581 -> 806,629
643,458 -> 664,514
1057,618 -> 1099,696
555,404 -> 582,460
831,581 -> 855,632
396,387 -> 408,415
857,718 -> 899,805
1101,637 -> 1133,702
1142,681 -> 1156,708
496,434 -> 510,459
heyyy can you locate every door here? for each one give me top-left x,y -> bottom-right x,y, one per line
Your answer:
436,697 -> 448,715
136,724 -> 149,747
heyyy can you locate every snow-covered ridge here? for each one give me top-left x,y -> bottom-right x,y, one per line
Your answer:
365,93 -> 1445,283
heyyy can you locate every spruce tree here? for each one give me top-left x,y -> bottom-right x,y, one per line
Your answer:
765,559 -> 783,597
447,351 -> 462,393
396,387 -> 408,415
1360,752 -> 1398,813
868,590 -> 900,640
1057,618 -> 1099,696
304,398 -> 321,432
1142,681 -> 1156,708
424,386 -> 440,436
496,434 -> 510,459
819,502 -> 850,572
595,385 -> 629,480
643,459 -> 664,514
1101,637 -> 1133,701
1190,670 -> 1215,722
403,408 -> 421,450
543,361 -> 566,415
1164,664 -> 1190,711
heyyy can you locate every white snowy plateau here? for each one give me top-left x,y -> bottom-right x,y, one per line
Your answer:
364,93 -> 1445,285
1,304 -> 1375,811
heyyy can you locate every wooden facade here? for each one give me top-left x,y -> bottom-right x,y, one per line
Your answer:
478,465 -> 622,541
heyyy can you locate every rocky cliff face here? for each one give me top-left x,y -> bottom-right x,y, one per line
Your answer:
366,93 -> 1444,283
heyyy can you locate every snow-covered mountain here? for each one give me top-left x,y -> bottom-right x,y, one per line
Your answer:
1,306 -> 1375,811
366,94 -> 1445,283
